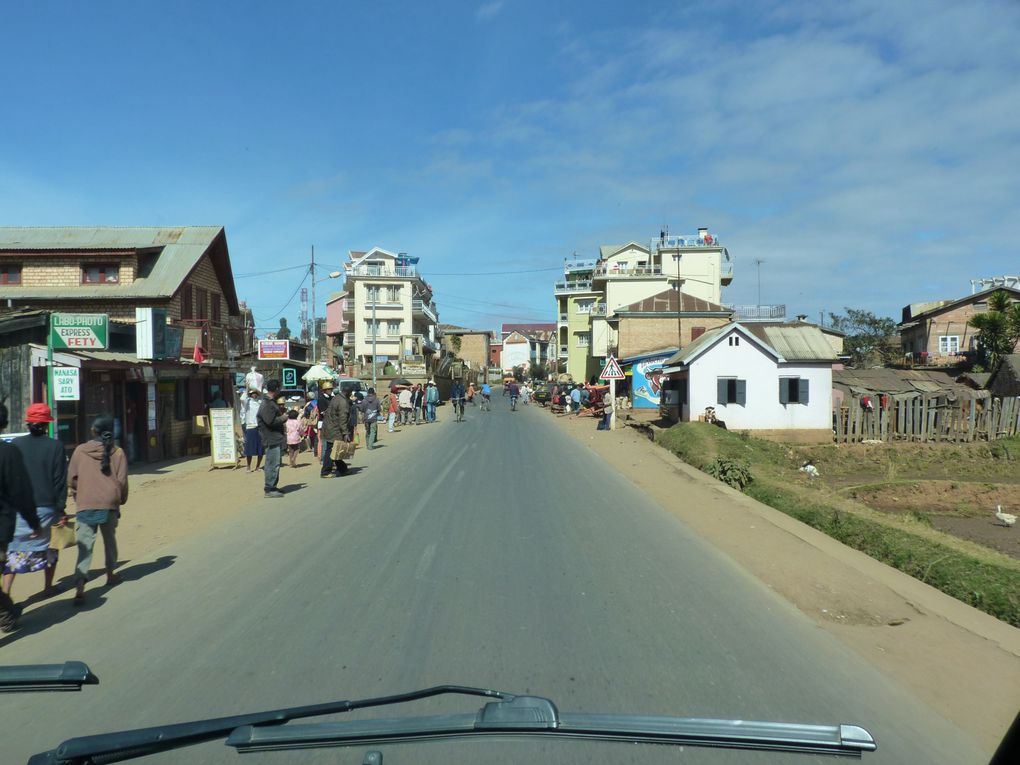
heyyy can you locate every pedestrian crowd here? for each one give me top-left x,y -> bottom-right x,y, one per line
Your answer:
1,402 -> 129,632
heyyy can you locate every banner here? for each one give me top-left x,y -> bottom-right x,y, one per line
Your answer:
631,356 -> 670,409
258,340 -> 290,360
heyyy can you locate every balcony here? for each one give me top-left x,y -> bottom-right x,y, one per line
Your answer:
558,313 -> 568,322
554,280 -> 595,294
593,265 -> 663,279
345,264 -> 419,278
559,345 -> 568,358
563,258 -> 597,273
590,303 -> 607,317
412,299 -> 438,323
422,337 -> 440,353
654,234 -> 723,249
725,304 -> 786,321
720,251 -> 733,285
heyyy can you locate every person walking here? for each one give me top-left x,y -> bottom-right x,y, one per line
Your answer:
257,380 -> 288,497
386,388 -> 399,433
0,402 -> 40,632
425,381 -> 439,422
322,381 -> 352,476
7,404 -> 68,600
398,386 -> 413,425
315,380 -> 337,478
359,388 -> 381,449
450,380 -> 466,422
347,390 -> 360,445
69,415 -> 128,605
241,388 -> 264,472
285,409 -> 302,468
302,391 -> 319,456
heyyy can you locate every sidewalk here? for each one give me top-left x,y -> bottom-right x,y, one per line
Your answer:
550,408 -> 1020,752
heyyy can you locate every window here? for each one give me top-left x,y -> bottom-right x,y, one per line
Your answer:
939,335 -> 960,354
366,285 -> 381,303
386,285 -> 401,302
717,377 -> 746,406
181,285 -> 193,319
82,263 -> 119,284
779,377 -> 810,405
386,320 -> 401,336
0,265 -> 21,284
211,292 -> 221,324
366,320 -> 379,337
195,287 -> 208,320
691,326 -> 706,341
576,299 -> 594,314
728,335 -> 740,347
575,332 -> 590,347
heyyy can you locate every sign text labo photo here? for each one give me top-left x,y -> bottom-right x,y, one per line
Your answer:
53,367 -> 80,401
258,339 -> 290,360
50,313 -> 109,350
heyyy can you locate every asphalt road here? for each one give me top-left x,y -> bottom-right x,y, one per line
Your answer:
1,396 -> 989,764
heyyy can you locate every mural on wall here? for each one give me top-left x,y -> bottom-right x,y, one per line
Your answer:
631,356 -> 670,408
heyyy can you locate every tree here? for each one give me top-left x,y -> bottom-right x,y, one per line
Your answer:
827,308 -> 898,367
968,290 -> 1020,372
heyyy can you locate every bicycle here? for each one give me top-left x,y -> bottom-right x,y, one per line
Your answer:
453,398 -> 466,422
480,394 -> 490,412
510,395 -> 518,412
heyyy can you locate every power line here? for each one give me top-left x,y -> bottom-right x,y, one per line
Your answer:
440,291 -> 552,314
428,266 -> 562,276
253,268 -> 310,322
235,264 -> 310,279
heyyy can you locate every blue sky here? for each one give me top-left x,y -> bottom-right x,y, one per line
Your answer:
2,0 -> 1018,332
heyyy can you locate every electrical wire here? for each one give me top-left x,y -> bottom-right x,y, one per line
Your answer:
253,267 -> 310,322
426,266 -> 562,276
235,264 -> 310,279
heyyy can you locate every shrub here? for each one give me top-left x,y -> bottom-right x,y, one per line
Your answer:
705,458 -> 753,489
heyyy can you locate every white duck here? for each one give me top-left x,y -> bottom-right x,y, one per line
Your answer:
994,505 -> 1016,527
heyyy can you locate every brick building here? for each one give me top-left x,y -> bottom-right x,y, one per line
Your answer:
611,289 -> 733,359
439,325 -> 493,380
898,286 -> 1020,364
0,226 -> 247,461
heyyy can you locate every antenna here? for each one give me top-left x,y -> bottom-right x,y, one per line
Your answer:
755,259 -> 765,306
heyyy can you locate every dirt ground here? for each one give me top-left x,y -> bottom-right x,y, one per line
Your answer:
547,407 -> 1020,753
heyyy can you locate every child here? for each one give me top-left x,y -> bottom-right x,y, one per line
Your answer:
285,409 -> 302,467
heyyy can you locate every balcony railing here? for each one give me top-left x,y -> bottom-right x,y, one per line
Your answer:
593,265 -> 663,278
590,303 -> 607,317
653,234 -> 723,249
563,258 -> 597,273
724,304 -> 786,320
554,280 -> 594,293
412,299 -> 438,323
559,345 -> 568,357
346,264 -> 420,278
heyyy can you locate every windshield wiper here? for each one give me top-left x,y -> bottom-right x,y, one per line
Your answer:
227,694 -> 876,758
0,662 -> 98,693
29,685 -> 876,764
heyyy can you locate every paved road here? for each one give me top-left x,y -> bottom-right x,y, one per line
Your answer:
2,396 -> 988,764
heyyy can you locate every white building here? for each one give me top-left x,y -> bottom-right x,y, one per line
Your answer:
341,248 -> 440,366
661,322 -> 836,441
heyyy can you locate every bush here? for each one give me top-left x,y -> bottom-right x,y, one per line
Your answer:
705,458 -> 753,489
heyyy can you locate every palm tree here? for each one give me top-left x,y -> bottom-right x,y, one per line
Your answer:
968,290 -> 1020,371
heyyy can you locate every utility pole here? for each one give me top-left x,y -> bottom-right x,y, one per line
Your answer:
676,244 -> 683,352
371,296 -> 377,390
755,258 -> 764,307
310,245 -> 317,363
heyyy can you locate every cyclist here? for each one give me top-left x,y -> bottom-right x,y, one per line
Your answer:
480,382 -> 491,411
450,380 -> 466,422
508,380 -> 520,411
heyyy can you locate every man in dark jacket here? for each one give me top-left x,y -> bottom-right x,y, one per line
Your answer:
321,383 -> 351,477
257,380 -> 288,498
0,402 -> 41,632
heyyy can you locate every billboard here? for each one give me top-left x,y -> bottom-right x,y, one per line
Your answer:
258,340 -> 290,360
631,355 -> 670,409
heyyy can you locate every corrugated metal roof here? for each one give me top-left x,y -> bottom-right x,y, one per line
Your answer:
754,325 -> 838,362
662,325 -> 729,366
832,368 -> 980,398
0,226 -> 228,305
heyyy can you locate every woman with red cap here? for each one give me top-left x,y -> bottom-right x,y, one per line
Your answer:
5,403 -> 68,600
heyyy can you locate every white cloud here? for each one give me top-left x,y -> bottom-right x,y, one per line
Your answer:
476,1 -> 504,22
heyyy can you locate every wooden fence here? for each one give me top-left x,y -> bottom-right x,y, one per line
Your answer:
834,394 -> 1020,443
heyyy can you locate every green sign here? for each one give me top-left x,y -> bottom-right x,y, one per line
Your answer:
281,367 -> 298,388
50,313 -> 109,350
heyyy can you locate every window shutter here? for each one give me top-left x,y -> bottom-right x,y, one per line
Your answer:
779,379 -> 789,404
798,378 -> 810,405
736,379 -> 747,406
717,378 -> 728,405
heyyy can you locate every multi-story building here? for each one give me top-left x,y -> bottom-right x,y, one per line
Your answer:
0,226 -> 245,460
556,227 -> 733,382
340,248 -> 440,375
439,324 -> 494,380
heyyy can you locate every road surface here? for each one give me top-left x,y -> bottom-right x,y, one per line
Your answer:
1,396 -> 988,763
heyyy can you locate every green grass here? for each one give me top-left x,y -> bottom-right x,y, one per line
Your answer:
655,423 -> 1020,627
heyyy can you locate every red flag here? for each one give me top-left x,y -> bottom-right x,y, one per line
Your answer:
192,342 -> 205,364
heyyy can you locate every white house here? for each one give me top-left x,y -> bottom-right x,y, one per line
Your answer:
660,322 -> 836,442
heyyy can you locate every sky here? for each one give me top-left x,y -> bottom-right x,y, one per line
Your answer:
2,0 -> 1018,333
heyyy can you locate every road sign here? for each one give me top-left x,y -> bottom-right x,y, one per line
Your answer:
281,367 -> 298,388
50,313 -> 109,350
599,355 -> 625,380
52,367 -> 80,401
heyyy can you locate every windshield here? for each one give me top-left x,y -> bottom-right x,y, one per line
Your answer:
1,2 -> 1018,764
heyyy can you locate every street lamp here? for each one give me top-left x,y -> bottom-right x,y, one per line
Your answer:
308,242 -> 341,365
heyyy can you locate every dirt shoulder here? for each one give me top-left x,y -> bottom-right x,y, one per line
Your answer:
550,409 -> 1020,752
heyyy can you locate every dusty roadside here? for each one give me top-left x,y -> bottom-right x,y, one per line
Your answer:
552,410 -> 1020,752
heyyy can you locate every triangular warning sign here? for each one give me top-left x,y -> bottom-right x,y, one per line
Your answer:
599,355 -> 625,380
